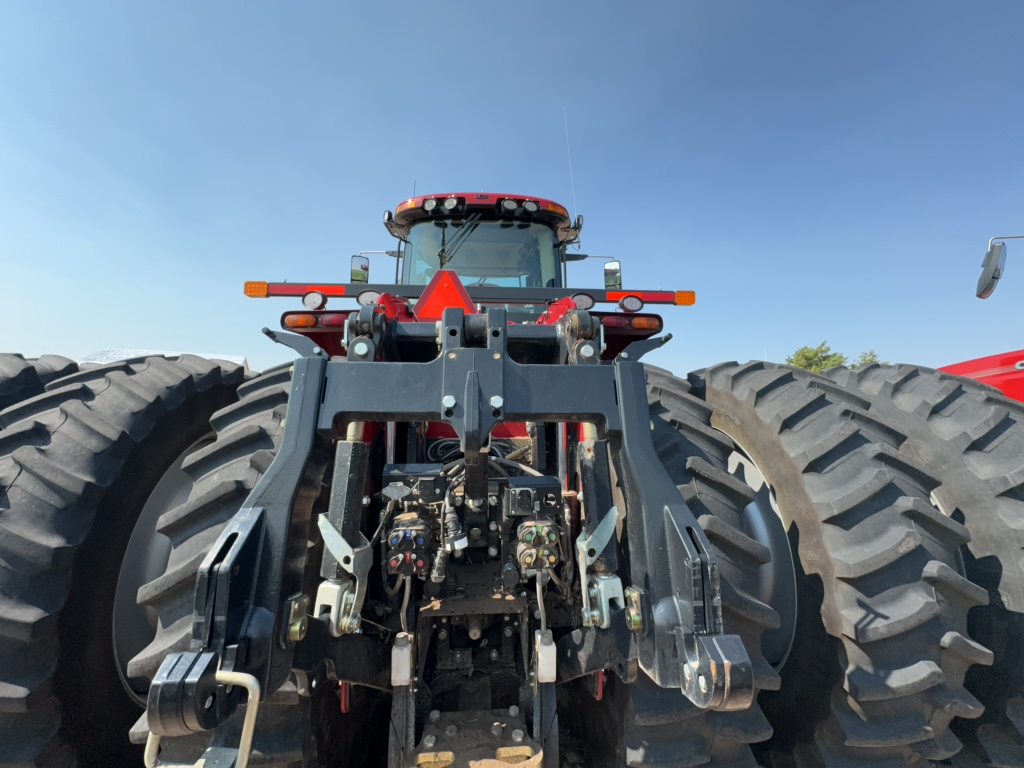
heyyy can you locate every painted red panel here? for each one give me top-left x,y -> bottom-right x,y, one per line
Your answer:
941,349 -> 1024,402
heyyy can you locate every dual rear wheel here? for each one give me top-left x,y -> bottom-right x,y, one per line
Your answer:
0,357 -> 1008,767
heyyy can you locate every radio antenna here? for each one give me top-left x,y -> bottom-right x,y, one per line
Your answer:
563,108 -> 578,222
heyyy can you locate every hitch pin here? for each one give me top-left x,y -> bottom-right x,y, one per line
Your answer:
143,670 -> 261,768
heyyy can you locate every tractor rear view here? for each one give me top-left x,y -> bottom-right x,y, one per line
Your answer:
0,194 -> 1014,768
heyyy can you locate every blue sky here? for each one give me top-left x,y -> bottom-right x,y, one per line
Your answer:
1,2 -> 1022,374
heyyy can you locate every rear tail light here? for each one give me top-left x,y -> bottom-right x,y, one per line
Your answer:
601,315 -> 662,331
318,313 -> 349,327
282,312 -> 350,329
283,313 -> 317,328
630,316 -> 662,331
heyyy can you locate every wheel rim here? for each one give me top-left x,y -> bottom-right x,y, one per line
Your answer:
112,435 -> 213,704
727,449 -> 798,669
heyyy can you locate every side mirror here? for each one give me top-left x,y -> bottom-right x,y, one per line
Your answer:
351,255 -> 370,284
977,242 -> 1006,299
604,260 -> 622,290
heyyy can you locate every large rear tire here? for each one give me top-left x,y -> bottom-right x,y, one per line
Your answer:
577,369 -> 781,767
690,361 -> 991,765
0,356 -> 244,767
823,363 -> 1024,766
128,365 -> 331,767
0,355 -> 78,414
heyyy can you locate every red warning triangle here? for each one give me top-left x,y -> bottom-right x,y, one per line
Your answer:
414,269 -> 479,321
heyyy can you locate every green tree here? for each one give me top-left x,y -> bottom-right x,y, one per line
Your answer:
786,342 -> 848,373
854,349 -> 889,367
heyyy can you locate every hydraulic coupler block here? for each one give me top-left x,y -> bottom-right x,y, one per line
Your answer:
388,551 -> 431,577
387,514 -> 432,577
516,518 -> 560,575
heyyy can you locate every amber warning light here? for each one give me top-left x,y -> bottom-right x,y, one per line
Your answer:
675,291 -> 696,306
244,281 -> 269,298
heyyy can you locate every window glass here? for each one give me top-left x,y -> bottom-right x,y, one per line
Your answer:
403,220 -> 560,289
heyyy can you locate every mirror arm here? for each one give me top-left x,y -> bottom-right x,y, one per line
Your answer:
989,235 -> 1024,249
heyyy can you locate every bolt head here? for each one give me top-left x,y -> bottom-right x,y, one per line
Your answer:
625,606 -> 642,632
429,709 -> 441,722
488,520 -> 498,531
489,395 -> 504,410
442,395 -> 456,409
580,343 -> 595,359
504,626 -> 514,637
488,546 -> 499,558
490,648 -> 499,661
508,705 -> 520,717
511,728 -> 524,743
423,734 -> 436,748
352,341 -> 369,357
445,724 -> 458,738
491,722 -> 503,736
287,615 -> 308,643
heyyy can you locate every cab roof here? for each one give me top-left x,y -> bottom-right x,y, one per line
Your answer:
389,193 -> 576,243
394,192 -> 570,222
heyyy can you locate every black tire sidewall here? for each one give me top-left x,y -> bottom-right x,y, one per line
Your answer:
55,385 -> 237,766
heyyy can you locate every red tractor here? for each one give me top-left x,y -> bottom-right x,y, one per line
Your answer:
0,194 -> 1018,768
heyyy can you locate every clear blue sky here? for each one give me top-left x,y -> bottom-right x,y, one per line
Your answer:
2,2 -> 1022,374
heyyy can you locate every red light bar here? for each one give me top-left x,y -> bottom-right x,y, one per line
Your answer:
269,284 -> 347,297
606,290 -> 675,304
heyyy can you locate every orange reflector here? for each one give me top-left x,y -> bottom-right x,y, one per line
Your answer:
283,313 -> 317,328
675,291 -> 696,306
245,281 -> 269,298
631,316 -> 662,331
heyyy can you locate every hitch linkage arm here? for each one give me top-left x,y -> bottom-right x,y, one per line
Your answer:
612,362 -> 754,710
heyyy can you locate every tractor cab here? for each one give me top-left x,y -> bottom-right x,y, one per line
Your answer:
245,192 -> 695,360
382,193 -> 583,290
